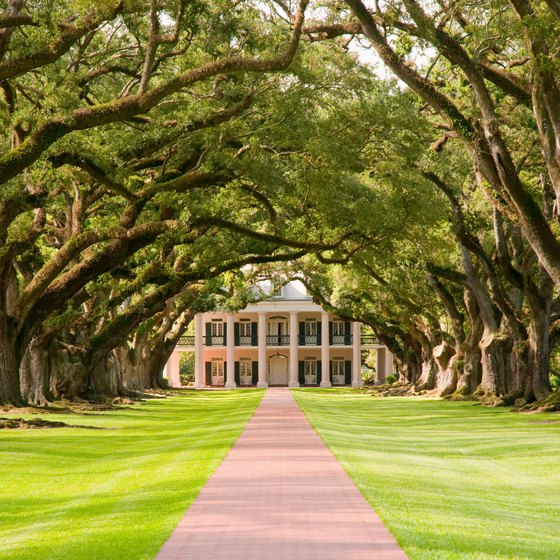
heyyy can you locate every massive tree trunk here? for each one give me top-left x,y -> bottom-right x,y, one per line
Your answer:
0,263 -> 22,405
433,342 -> 458,396
456,289 -> 483,395
526,277 -> 554,402
412,325 -> 439,391
87,355 -> 121,401
0,319 -> 20,405
478,330 -> 511,398
114,338 -> 170,392
49,344 -> 89,401
19,334 -> 53,405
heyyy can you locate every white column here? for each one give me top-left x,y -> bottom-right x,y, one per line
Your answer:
193,313 -> 204,388
352,321 -> 362,388
225,313 -> 236,388
320,311 -> 331,387
376,346 -> 387,384
385,349 -> 394,377
289,311 -> 299,387
166,349 -> 181,388
257,312 -> 268,387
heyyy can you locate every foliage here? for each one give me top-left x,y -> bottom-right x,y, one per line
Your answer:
179,352 -> 194,385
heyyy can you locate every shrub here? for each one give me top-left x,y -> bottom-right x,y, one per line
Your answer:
385,374 -> 397,385
361,368 -> 376,385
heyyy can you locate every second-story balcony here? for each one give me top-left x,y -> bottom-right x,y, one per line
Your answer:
299,335 -> 320,346
266,335 -> 290,346
331,335 -> 353,345
237,335 -> 258,346
198,328 -> 377,347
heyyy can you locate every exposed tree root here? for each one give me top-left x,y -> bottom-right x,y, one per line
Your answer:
0,417 -> 106,429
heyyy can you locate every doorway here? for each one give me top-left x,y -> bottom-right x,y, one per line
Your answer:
268,355 -> 288,385
268,315 -> 289,336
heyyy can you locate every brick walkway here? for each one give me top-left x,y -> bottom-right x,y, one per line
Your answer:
156,388 -> 408,560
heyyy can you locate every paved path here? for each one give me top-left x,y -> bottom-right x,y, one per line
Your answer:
156,388 -> 408,560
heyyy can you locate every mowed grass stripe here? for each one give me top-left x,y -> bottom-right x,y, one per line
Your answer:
293,388 -> 560,560
0,389 -> 264,560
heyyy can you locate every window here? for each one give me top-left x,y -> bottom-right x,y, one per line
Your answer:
239,320 -> 252,338
304,320 -> 318,345
211,320 -> 224,337
332,320 -> 344,337
304,320 -> 317,336
332,320 -> 345,344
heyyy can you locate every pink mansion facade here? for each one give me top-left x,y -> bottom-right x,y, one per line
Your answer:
165,281 -> 393,388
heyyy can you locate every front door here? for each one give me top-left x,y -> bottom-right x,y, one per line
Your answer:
304,359 -> 317,385
211,360 -> 225,386
240,359 -> 253,385
332,359 -> 345,385
268,357 -> 288,385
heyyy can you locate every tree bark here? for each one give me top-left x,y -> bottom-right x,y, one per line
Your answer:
0,262 -> 22,404
19,334 -> 53,405
433,342 -> 458,396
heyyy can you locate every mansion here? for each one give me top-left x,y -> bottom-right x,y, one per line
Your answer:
165,281 -> 394,388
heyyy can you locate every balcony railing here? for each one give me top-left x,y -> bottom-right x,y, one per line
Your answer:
238,335 -> 255,346
331,335 -> 353,345
266,335 -> 290,346
299,335 -> 319,346
195,332 -> 377,347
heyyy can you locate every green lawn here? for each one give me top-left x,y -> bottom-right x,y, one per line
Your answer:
0,390 -> 263,560
293,389 -> 560,560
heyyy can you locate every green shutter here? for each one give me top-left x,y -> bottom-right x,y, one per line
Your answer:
234,323 -> 240,346
299,322 -> 305,345
205,322 -> 212,346
344,321 -> 351,345
298,361 -> 305,385
329,360 -> 333,379
205,362 -> 211,385
235,361 -> 240,384
223,324 -> 227,346
223,362 -> 227,384
345,360 -> 352,385
317,360 -> 322,385
251,322 -> 258,346
317,321 -> 322,338
329,321 -> 333,345
252,361 -> 259,385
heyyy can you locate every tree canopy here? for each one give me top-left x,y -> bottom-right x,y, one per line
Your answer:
1,0 -> 560,408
